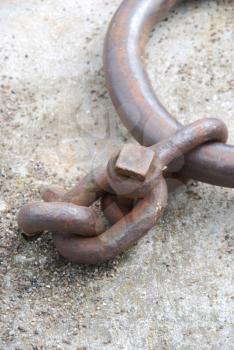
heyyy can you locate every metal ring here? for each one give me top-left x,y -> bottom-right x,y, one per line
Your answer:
104,0 -> 234,188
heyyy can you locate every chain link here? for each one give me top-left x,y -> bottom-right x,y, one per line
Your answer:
18,118 -> 227,264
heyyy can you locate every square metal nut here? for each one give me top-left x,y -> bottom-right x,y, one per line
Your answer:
115,144 -> 155,181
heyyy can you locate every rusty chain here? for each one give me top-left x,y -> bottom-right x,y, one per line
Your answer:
18,0 -> 234,264
18,118 -> 228,264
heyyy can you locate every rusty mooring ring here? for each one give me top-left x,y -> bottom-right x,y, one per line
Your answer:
104,0 -> 234,188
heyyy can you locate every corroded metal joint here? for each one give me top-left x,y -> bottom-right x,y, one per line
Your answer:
104,0 -> 234,187
18,118 -> 228,264
107,144 -> 163,199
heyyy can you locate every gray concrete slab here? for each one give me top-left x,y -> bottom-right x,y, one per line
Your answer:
0,0 -> 233,349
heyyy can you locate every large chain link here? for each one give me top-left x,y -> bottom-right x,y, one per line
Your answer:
18,118 -> 227,264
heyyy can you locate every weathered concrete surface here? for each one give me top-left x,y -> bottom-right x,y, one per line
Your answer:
0,0 -> 233,349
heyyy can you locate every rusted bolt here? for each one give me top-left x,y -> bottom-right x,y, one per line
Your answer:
115,143 -> 155,181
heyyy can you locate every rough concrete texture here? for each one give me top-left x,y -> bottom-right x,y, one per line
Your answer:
0,0 -> 233,349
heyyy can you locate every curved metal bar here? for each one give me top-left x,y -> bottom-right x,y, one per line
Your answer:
18,202 -> 105,237
107,118 -> 228,199
42,166 -> 111,206
53,177 -> 168,265
104,0 -> 234,187
154,118 -> 228,165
